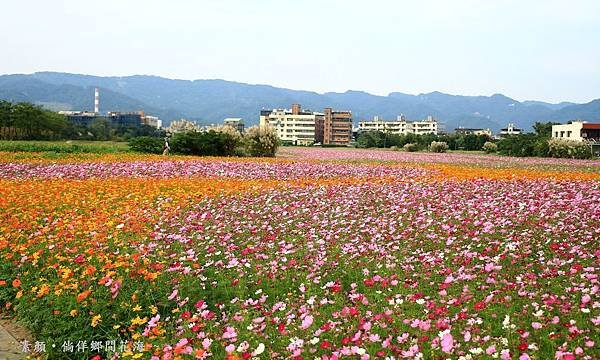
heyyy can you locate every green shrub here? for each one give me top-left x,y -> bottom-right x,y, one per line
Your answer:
482,141 -> 498,153
547,138 -> 592,159
128,136 -> 164,154
533,139 -> 550,157
429,141 -> 448,153
170,131 -> 238,156
403,143 -> 418,152
244,125 -> 279,157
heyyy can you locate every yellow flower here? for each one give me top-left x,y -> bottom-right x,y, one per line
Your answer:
132,304 -> 142,312
131,316 -> 147,326
91,314 -> 102,327
150,305 -> 158,315
70,309 -> 78,317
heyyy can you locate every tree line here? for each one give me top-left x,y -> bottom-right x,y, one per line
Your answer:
0,101 -> 165,141
356,121 -> 594,158
356,131 -> 491,151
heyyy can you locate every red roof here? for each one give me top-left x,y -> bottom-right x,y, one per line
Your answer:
582,123 -> 600,130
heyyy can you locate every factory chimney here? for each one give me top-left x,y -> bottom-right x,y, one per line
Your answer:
94,88 -> 99,114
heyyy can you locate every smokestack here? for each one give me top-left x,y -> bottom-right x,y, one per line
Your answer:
94,88 -> 99,114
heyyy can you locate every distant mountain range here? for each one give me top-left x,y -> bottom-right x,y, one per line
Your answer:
1,72 -> 599,132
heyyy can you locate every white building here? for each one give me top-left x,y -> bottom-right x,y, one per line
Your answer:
260,105 -> 319,146
142,115 -> 162,129
499,123 -> 522,136
552,121 -> 600,142
358,115 -> 408,134
408,116 -> 438,135
358,115 -> 438,135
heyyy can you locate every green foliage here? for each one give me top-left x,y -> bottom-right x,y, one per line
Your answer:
533,121 -> 560,138
497,122 -> 564,158
547,138 -> 592,159
482,141 -> 498,153
0,101 -> 166,141
0,140 -> 128,154
356,131 -> 491,152
0,101 -> 69,140
170,131 -> 239,156
128,136 -> 165,154
497,134 -> 538,157
244,125 -> 279,157
429,141 -> 449,153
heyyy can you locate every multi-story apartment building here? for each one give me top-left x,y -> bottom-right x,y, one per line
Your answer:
260,104 -> 318,146
259,104 -> 352,146
408,116 -> 438,135
358,115 -> 438,135
358,115 -> 408,134
316,108 -> 352,145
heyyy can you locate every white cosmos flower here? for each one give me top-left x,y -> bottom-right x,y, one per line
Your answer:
252,343 -> 265,356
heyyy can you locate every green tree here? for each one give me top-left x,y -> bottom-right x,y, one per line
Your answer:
533,122 -> 559,138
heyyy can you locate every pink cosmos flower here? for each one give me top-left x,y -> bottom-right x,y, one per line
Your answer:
223,326 -> 237,339
441,333 -> 454,353
301,315 -> 314,330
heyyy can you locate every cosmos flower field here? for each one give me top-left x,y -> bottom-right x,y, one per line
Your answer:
0,148 -> 598,359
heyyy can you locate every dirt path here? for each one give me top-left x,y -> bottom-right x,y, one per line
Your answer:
0,317 -> 30,359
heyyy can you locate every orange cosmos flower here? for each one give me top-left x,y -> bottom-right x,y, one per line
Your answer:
77,289 -> 92,303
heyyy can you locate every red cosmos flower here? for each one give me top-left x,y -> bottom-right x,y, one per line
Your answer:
331,282 -> 341,293
349,307 -> 359,316
90,355 -> 102,360
418,335 -> 429,343
74,253 -> 85,264
364,278 -> 375,287
320,341 -> 331,349
436,319 -> 449,330
519,342 -> 528,351
277,322 -> 285,334
474,301 -> 486,311
376,351 -> 386,357
242,352 -> 251,359
181,311 -> 191,320
232,279 -> 240,286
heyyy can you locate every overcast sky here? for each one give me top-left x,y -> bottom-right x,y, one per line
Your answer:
1,0 -> 599,103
